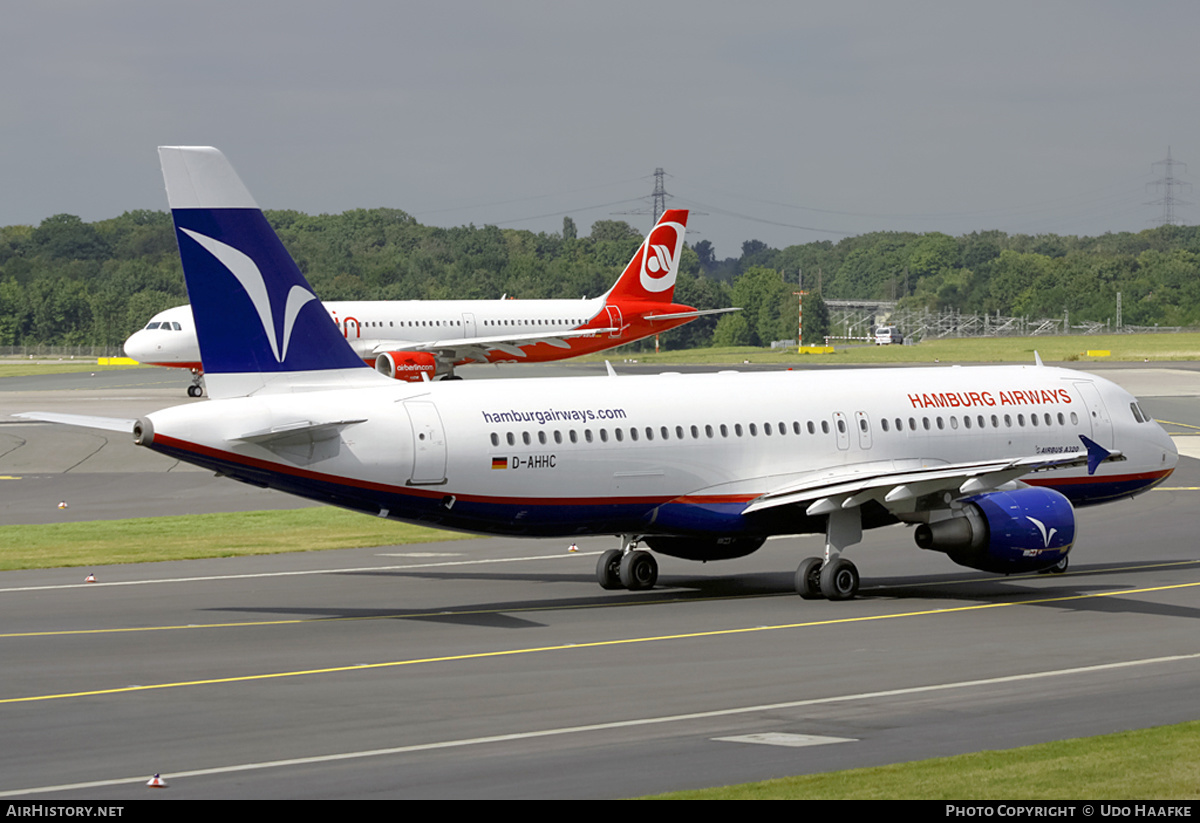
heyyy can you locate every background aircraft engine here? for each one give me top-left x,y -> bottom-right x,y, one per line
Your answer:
375,351 -> 439,382
914,487 -> 1075,574
644,535 -> 766,561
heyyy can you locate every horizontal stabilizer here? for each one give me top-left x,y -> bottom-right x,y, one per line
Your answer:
235,418 -> 367,446
643,307 -> 742,322
13,412 -> 136,433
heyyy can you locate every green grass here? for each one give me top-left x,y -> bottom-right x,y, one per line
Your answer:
592,332 -> 1200,366
0,508 -> 474,570
0,362 -> 143,378
648,720 -> 1200,799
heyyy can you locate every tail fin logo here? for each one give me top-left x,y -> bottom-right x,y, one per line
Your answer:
179,228 -> 317,363
639,220 -> 686,293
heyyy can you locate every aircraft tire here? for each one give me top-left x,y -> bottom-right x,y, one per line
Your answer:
1041,556 -> 1069,575
795,557 -> 824,600
597,549 -> 624,590
820,558 -> 859,601
619,550 -> 658,591
187,385 -> 203,398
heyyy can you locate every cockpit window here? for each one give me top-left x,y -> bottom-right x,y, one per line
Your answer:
145,322 -> 160,329
1130,402 -> 1147,423
171,322 -> 182,330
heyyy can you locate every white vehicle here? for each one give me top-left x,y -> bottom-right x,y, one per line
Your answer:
22,147 -> 1178,601
875,325 -> 903,345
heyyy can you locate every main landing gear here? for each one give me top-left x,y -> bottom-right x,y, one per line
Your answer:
596,536 -> 658,591
794,556 -> 860,600
187,369 -> 205,398
794,508 -> 863,601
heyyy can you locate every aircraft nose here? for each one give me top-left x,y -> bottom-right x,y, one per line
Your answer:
123,330 -> 152,361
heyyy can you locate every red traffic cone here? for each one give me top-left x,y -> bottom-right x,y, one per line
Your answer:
146,774 -> 168,788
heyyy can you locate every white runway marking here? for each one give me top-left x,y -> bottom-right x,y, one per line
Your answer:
714,733 -> 856,747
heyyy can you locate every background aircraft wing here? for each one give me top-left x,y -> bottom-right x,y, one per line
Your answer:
742,436 -> 1120,517
360,327 -> 620,360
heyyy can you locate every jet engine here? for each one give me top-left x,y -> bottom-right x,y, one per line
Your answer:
375,351 -> 440,382
644,535 -> 766,562
914,486 -> 1075,574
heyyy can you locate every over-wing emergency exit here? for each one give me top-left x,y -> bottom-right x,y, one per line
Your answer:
22,147 -> 1178,601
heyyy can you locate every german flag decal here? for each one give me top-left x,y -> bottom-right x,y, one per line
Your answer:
491,457 -> 508,470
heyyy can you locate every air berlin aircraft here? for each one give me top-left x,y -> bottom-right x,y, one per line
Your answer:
124,206 -> 735,396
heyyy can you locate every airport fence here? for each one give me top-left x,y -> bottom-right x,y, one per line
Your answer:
826,303 -> 1193,342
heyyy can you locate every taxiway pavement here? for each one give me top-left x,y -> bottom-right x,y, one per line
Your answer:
0,363 -> 1197,799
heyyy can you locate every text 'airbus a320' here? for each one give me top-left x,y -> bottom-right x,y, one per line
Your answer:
21,146 -> 1178,602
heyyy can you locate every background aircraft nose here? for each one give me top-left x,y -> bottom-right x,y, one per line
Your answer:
123,330 -> 152,361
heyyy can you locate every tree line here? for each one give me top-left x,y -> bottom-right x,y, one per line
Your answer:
1,208 -> 1197,350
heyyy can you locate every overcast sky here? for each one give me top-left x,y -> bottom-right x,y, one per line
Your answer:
4,1 -> 1199,259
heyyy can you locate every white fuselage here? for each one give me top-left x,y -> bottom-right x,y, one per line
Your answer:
123,297 -> 617,367
140,364 -> 1177,539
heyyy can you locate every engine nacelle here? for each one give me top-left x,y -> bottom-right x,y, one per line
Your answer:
375,351 -> 439,383
643,535 -> 766,562
914,486 -> 1074,574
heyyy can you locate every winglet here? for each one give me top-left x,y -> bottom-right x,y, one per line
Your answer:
605,360 -> 618,377
1080,434 -> 1111,475
1034,351 -> 1044,367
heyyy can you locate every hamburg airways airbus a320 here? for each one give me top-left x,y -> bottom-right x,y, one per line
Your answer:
21,147 -> 1178,601
123,206 -> 734,396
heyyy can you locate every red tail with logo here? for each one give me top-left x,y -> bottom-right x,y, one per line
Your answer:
603,209 -> 689,304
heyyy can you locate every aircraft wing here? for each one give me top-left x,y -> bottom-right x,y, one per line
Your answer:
358,327 -> 620,360
742,435 -> 1120,517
